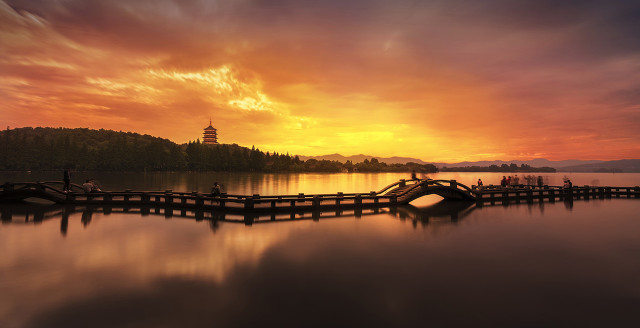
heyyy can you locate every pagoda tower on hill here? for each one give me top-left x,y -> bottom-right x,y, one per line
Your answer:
203,119 -> 218,144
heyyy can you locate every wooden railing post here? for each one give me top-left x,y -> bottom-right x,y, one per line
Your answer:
355,194 -> 362,206
123,190 -> 132,202
244,197 -> 254,210
313,195 -> 320,208
399,179 -> 406,187
165,190 -> 173,206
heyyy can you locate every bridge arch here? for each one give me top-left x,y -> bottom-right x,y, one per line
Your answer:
383,179 -> 476,205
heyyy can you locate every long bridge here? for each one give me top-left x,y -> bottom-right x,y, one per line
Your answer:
1,179 -> 639,214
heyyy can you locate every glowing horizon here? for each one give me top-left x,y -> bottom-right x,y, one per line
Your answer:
1,0 -> 639,162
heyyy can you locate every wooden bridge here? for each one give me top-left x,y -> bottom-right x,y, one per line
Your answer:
1,179 -> 638,213
472,184 -> 640,206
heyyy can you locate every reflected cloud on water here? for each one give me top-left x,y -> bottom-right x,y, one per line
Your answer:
2,197 -> 640,328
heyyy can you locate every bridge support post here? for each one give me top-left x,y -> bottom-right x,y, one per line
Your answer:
354,194 -> 362,206
635,186 -> 639,198
336,192 -> 343,206
141,193 -> 150,205
313,195 -> 320,209
195,196 -> 204,208
244,197 -> 254,210
165,190 -> 173,206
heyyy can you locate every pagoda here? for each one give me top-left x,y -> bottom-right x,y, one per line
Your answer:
203,119 -> 218,144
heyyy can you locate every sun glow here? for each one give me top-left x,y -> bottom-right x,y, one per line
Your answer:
1,0 -> 639,161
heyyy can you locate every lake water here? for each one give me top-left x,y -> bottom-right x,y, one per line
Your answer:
1,172 -> 640,327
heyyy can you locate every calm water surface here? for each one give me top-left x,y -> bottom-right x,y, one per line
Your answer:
1,172 -> 640,327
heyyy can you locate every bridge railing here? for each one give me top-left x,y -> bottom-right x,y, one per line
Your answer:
2,181 -> 399,210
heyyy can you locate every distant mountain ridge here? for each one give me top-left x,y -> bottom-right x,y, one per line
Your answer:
297,154 -> 629,170
298,154 -> 429,165
558,159 -> 640,173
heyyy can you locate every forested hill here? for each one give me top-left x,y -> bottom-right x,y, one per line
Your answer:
0,127 -> 185,171
0,127 -> 438,173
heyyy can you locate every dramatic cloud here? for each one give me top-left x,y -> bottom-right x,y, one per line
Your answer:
1,0 -> 639,161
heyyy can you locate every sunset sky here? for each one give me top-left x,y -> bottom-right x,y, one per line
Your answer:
1,0 -> 639,162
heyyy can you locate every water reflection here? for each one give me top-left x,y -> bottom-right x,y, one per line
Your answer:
2,198 -> 640,328
0,196 -> 597,237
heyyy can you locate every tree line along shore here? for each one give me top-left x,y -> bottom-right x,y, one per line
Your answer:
0,127 -> 437,173
1,127 -> 559,173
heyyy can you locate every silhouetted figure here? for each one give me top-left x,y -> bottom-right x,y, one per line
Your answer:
501,176 -> 507,188
477,178 -> 483,187
211,182 -> 221,197
411,170 -> 417,180
63,168 -> 71,192
82,180 -> 92,193
537,175 -> 544,188
507,176 -> 511,187
82,179 -> 101,193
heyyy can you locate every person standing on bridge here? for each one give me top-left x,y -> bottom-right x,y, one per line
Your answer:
477,178 -> 483,188
501,176 -> 507,188
63,168 -> 71,192
411,170 -> 417,180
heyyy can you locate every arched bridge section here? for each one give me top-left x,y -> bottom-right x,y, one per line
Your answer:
0,181 -> 82,203
383,179 -> 476,204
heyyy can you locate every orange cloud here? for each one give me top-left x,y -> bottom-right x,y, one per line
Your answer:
1,0 -> 639,161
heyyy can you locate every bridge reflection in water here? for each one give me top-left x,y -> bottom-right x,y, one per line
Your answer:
1,196 -> 581,236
